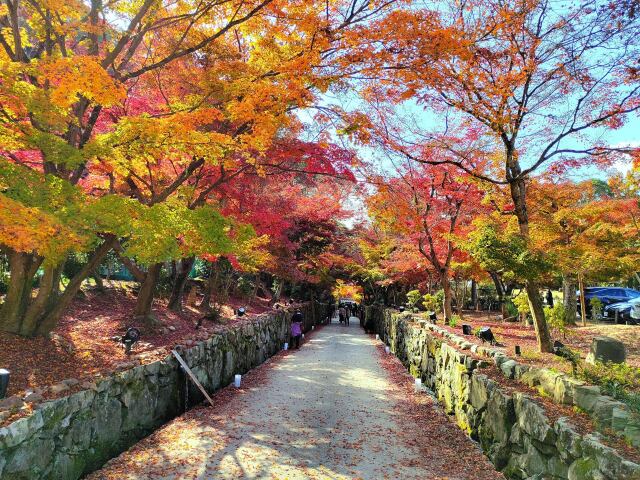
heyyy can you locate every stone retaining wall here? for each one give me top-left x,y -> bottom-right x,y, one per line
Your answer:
0,302 -> 329,480
366,306 -> 640,480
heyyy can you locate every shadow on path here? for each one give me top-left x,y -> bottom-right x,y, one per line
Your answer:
89,318 -> 502,480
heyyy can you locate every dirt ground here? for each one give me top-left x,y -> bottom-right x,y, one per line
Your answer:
438,311 -> 640,373
0,287 -> 285,426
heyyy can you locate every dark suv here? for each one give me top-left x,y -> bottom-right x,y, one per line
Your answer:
578,287 -> 640,318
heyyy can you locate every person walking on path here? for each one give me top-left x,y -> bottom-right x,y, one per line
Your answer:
338,305 -> 347,325
291,310 -> 303,349
328,303 -> 336,324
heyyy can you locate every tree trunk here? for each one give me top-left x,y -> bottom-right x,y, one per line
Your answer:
489,271 -> 505,314
19,264 -> 64,336
0,251 -> 42,334
201,264 -> 215,310
459,280 -> 467,317
33,236 -> 117,336
471,279 -> 478,310
0,236 -> 116,337
509,172 -> 553,353
578,273 -> 588,327
167,256 -> 195,312
442,273 -> 453,322
134,263 -> 162,324
93,268 -> 105,291
524,282 -> 552,350
562,274 -> 577,326
271,278 -> 283,303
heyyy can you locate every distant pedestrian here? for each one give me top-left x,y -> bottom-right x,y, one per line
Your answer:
291,310 -> 303,349
546,289 -> 554,307
339,305 -> 347,324
328,303 -> 336,323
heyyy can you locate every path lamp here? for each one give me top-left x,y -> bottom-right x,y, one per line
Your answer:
385,346 -> 390,354
515,345 -> 521,356
0,369 -> 9,399
462,324 -> 472,335
234,374 -> 242,388
122,327 -> 141,355
414,378 -> 422,391
237,307 -> 246,317
477,327 -> 496,346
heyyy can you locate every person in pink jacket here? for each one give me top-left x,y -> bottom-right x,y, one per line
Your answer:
291,310 -> 303,349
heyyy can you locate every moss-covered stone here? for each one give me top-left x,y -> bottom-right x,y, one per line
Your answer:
0,304 -> 322,480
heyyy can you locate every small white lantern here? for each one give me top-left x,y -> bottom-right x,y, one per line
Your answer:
375,334 -> 380,340
234,374 -> 242,388
284,342 -> 289,350
312,325 -> 315,330
385,346 -> 390,354
414,378 -> 422,390
302,333 -> 305,339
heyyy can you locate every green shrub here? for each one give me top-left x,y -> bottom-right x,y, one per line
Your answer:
505,300 -> 518,318
590,297 -> 603,320
544,303 -> 569,338
435,289 -> 445,307
237,275 -> 255,296
407,289 -> 423,310
578,361 -> 640,414
449,314 -> 461,327
512,292 -> 530,316
63,252 -> 88,282
422,293 -> 439,312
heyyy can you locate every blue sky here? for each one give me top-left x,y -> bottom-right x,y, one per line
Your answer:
300,92 -> 640,226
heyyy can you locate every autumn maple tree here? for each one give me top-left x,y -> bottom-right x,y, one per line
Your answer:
343,0 -> 640,351
528,177 -> 640,324
367,160 -> 485,321
0,0 -> 394,336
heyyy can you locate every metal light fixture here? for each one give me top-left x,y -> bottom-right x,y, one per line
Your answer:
477,327 -> 496,345
122,327 -> 141,355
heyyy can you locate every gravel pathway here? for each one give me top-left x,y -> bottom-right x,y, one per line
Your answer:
89,319 -> 502,480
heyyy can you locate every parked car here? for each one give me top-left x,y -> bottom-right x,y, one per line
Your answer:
577,287 -> 640,318
603,297 -> 640,324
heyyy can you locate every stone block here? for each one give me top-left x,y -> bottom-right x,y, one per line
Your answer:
479,388 -> 514,447
0,395 -> 24,411
624,419 -> 640,448
574,385 -> 601,413
514,393 -> 556,445
581,434 -> 640,480
568,458 -> 605,480
0,409 -> 44,448
3,436 -> 55,477
520,368 -> 542,387
554,417 -> 583,460
538,369 -> 562,397
547,455 -> 570,479
499,360 -> 518,379
514,363 -> 531,380
586,336 -> 626,365
591,397 -> 625,429
612,406 -> 631,431
554,376 -> 584,405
